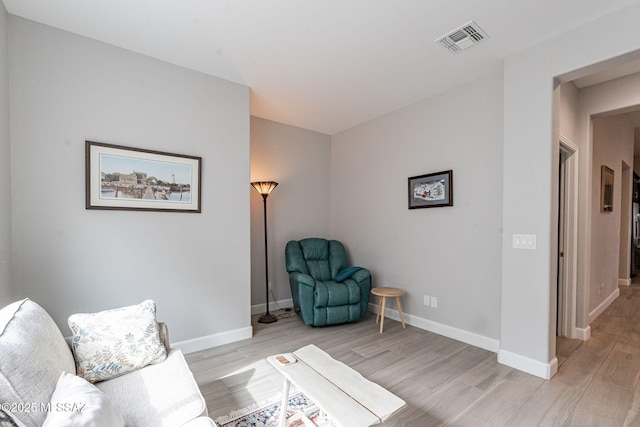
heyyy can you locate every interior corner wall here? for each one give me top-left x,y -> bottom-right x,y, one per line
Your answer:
578,73 -> 640,308
501,3 -> 640,377
250,117 -> 331,308
558,83 -> 580,144
591,115 -> 633,304
331,72 -> 504,342
558,81 -> 590,331
0,3 -> 10,306
8,17 -> 251,346
557,74 -> 640,333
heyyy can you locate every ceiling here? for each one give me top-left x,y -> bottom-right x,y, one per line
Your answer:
3,0 -> 640,135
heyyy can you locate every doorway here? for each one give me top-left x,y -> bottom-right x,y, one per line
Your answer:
557,136 -> 578,338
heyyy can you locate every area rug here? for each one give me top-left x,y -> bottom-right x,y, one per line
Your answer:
215,391 -> 336,427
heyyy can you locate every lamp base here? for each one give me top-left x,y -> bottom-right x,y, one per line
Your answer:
257,312 -> 278,324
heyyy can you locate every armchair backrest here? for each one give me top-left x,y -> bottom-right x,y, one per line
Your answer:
286,238 -> 349,281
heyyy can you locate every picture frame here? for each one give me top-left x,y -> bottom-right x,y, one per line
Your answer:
86,141 -> 202,212
408,170 -> 453,209
600,165 -> 614,212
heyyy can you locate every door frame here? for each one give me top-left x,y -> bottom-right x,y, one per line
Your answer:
618,161 -> 632,285
558,135 -> 579,338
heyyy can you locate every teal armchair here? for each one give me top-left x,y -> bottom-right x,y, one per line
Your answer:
285,238 -> 371,326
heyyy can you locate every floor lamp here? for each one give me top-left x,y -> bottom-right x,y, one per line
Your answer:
251,181 -> 279,324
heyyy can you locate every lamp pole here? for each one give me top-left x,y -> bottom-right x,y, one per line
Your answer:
251,181 -> 278,324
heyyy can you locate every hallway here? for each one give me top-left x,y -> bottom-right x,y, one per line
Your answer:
553,283 -> 640,425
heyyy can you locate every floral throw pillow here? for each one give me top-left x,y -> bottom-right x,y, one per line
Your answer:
68,300 -> 167,383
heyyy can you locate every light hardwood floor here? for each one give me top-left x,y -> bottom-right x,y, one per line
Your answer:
186,284 -> 640,426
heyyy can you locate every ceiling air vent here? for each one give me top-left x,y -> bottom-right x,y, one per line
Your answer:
436,21 -> 489,53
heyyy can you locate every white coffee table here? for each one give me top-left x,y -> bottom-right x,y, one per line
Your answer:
267,344 -> 406,427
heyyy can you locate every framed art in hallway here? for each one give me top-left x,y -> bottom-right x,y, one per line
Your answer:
408,170 -> 453,209
600,165 -> 614,212
86,141 -> 202,212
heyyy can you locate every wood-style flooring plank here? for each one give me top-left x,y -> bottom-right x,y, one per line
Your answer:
503,380 -> 582,427
445,370 -> 543,426
188,282 -> 640,426
567,377 -> 633,426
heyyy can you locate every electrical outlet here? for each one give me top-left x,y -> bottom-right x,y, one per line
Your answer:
424,295 -> 430,306
431,296 -> 438,308
268,282 -> 272,290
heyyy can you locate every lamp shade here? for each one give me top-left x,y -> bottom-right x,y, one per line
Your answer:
251,181 -> 279,195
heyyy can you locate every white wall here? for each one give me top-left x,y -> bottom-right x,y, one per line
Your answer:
590,115 -> 633,303
557,82 -> 590,332
8,17 -> 251,348
559,83 -> 580,144
501,3 -> 640,378
331,72 -> 504,345
557,74 -> 640,333
0,3 -> 10,305
577,74 -> 640,323
250,117 -> 331,310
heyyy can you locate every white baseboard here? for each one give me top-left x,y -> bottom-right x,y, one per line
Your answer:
172,326 -> 253,354
497,349 -> 558,379
618,278 -> 631,286
173,296 -> 295,353
368,302 -> 560,379
367,303 -> 500,353
589,287 -> 620,323
175,300 -> 560,378
251,298 -> 294,315
575,325 -> 591,341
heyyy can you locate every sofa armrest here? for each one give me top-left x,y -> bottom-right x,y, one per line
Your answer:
96,349 -> 207,426
182,417 -> 218,426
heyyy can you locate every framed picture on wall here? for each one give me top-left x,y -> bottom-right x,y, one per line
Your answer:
85,141 -> 202,212
408,170 -> 453,209
600,165 -> 614,212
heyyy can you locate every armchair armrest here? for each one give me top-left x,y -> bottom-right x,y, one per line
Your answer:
288,272 -> 317,325
351,268 -> 371,284
289,272 -> 316,288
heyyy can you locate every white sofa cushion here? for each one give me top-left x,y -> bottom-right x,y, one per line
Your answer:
95,349 -> 208,427
68,300 -> 167,383
42,372 -> 124,427
0,299 -> 76,427
183,417 -> 218,426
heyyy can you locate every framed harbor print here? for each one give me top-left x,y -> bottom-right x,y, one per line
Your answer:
86,141 -> 201,212
408,170 -> 453,209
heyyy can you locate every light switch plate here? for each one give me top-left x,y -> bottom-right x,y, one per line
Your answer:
513,234 -> 537,250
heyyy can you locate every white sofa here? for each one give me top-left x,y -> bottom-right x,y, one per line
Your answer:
0,298 -> 216,427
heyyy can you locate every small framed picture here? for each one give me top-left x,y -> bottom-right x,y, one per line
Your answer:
86,141 -> 202,212
408,170 -> 453,209
600,165 -> 614,212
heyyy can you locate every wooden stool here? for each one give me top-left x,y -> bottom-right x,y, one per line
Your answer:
371,287 -> 406,333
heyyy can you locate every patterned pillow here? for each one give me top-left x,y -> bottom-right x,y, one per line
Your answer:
68,300 -> 167,383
